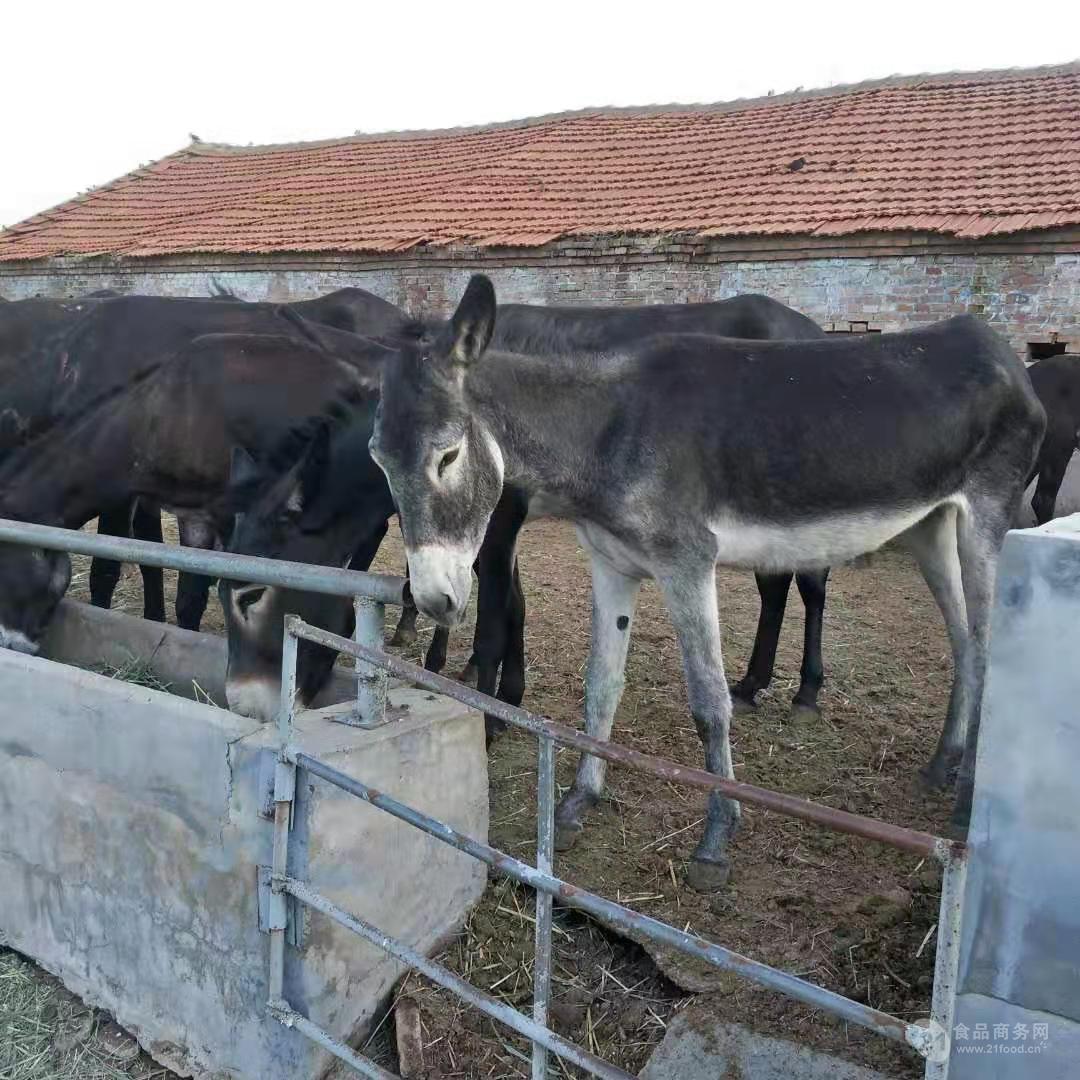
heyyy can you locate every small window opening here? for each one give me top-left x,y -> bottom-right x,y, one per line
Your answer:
1028,340 -> 1069,361
825,320 -> 882,334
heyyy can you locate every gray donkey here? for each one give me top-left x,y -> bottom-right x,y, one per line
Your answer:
369,276 -> 1044,890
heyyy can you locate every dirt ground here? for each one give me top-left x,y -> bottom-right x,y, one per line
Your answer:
47,516 -> 954,1078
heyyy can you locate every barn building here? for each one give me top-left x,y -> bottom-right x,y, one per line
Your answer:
2,63 -> 1078,358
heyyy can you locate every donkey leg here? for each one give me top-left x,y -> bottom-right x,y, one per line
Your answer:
554,555 -> 640,851
951,499 -> 1010,831
496,560 -> 527,708
89,504 -> 130,609
131,500 -> 166,623
791,568 -> 829,720
176,573 -> 213,632
659,566 -> 740,892
390,561 -> 419,646
424,627 -> 449,672
471,558 -> 528,744
900,506 -> 974,790
471,550 -> 512,743
175,515 -> 216,631
457,556 -> 482,687
471,489 -> 531,738
730,572 -> 791,714
1031,448 -> 1070,526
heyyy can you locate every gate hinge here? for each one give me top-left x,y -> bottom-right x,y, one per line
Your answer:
257,866 -> 305,946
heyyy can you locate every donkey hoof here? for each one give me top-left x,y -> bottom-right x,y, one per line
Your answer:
389,628 -> 417,648
554,790 -> 599,851
484,716 -> 507,748
918,756 -> 959,792
685,855 -> 732,892
788,702 -> 821,724
554,822 -> 583,853
731,695 -> 757,717
458,662 -> 479,688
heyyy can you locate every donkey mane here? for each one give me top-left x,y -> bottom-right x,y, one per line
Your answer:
0,349 -> 176,486
0,330 -> 369,490
222,398 -> 366,516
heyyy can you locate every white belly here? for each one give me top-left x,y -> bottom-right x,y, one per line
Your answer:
709,499 -> 955,571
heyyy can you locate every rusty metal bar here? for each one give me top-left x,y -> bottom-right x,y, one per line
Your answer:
288,618 -> 945,858
293,750 -> 937,1056
269,1000 -> 401,1080
924,840 -> 969,1076
284,875 -> 636,1080
0,518 -> 405,606
533,734 -> 556,1080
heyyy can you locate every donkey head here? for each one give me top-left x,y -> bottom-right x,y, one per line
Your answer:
0,542 -> 71,654
219,422 -> 390,722
370,275 -> 501,626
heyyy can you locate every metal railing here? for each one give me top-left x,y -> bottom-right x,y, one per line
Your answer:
272,616 -> 967,1080
0,517 -> 403,726
0,520 -> 966,1078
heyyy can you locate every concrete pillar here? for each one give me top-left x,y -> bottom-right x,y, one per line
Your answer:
949,515 -> 1080,1076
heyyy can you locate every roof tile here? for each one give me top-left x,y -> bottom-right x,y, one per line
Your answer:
2,64 -> 1079,260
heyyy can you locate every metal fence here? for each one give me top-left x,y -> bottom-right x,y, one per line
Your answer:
271,622 -> 967,1080
0,519 -> 966,1079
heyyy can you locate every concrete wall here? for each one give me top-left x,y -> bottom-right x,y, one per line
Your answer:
0,606 -> 489,1079
40,597 -> 360,708
1,241 -> 1077,358
949,515 -> 1080,1077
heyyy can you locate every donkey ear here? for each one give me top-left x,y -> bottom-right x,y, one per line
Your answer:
443,275 -> 496,367
283,422 -> 332,521
298,423 -> 332,508
229,445 -> 262,488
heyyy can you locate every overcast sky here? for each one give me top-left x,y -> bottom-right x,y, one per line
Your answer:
2,0 -> 1077,228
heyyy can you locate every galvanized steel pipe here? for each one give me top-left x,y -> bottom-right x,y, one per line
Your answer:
0,518 -> 405,606
289,618 -> 948,859
293,751 -> 937,1055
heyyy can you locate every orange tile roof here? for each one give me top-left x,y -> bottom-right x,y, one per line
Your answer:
3,64 -> 1079,262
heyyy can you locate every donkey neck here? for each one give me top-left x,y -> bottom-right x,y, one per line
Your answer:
0,398 -> 141,529
466,351 -> 626,507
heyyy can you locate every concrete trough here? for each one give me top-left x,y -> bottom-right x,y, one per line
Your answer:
0,600 -> 489,1079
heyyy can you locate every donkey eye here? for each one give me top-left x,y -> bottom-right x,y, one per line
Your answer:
235,586 -> 266,614
437,446 -> 460,477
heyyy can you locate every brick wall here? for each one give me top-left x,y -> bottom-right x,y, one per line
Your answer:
2,239 -> 1077,358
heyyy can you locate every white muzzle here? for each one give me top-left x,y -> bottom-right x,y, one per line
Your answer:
405,543 -> 475,626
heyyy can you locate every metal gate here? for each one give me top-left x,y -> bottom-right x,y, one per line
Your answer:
0,519 -> 966,1080
268,621 -> 966,1080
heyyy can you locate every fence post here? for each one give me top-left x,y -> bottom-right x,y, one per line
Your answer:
923,840 -> 967,1077
351,596 -> 390,729
533,734 -> 556,1080
269,617 -> 300,1008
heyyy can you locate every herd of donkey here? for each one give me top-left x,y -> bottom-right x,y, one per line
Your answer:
0,278 -> 1077,889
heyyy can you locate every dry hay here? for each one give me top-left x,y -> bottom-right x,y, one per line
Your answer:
90,657 -> 172,693
0,946 -> 169,1080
